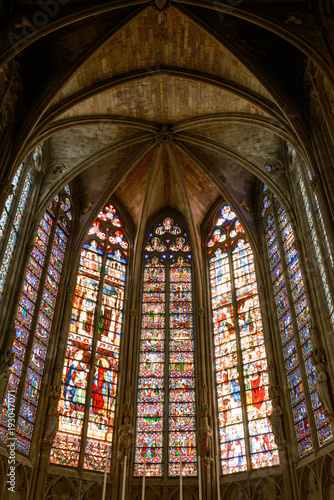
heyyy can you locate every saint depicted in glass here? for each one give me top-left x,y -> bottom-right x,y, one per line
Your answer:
51,204 -> 127,471
134,216 -> 197,477
208,205 -> 279,475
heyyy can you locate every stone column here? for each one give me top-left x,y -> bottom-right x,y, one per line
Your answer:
268,363 -> 296,500
197,396 -> 213,500
32,385 -> 61,500
116,386 -> 134,500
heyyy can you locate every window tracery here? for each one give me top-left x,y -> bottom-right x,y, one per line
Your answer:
50,204 -> 127,471
208,205 -> 279,475
134,216 -> 197,477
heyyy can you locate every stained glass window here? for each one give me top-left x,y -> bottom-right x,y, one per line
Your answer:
263,193 -> 333,456
0,186 -> 71,454
0,164 -> 33,302
295,159 -> 334,331
50,204 -> 127,471
134,217 -> 197,477
208,205 -> 279,475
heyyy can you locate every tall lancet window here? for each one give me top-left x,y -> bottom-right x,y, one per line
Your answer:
294,153 -> 334,332
0,185 -> 71,454
208,205 -> 279,475
134,216 -> 197,477
51,204 -> 127,472
262,192 -> 333,457
0,158 -> 34,302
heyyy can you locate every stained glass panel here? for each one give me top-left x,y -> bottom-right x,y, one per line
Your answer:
0,206 -> 54,448
296,165 -> 334,333
0,163 -> 23,243
264,213 -> 313,456
277,205 -> 333,448
134,257 -> 165,477
232,239 -> 278,469
209,205 -> 278,475
135,218 -> 197,477
16,224 -> 68,454
169,257 -> 197,476
51,203 -> 126,471
0,168 -> 33,301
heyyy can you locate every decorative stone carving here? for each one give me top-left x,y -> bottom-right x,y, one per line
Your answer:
156,128 -> 173,144
323,77 -> 334,116
269,400 -> 287,449
118,386 -> 134,457
0,347 -> 14,404
310,175 -> 321,192
0,60 -> 21,135
311,347 -> 326,366
198,307 -> 205,318
118,415 -> 134,457
49,162 -> 67,174
240,199 -> 252,212
311,348 -> 334,422
293,238 -> 302,252
0,179 -> 14,196
265,160 -> 284,172
268,384 -> 281,401
315,364 -> 334,420
81,200 -> 94,215
43,386 -> 60,444
198,403 -> 213,460
283,14 -> 304,25
150,0 -> 170,10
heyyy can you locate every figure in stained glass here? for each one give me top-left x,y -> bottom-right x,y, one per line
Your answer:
91,358 -> 113,415
208,204 -> 279,475
51,203 -> 126,471
64,350 -> 90,411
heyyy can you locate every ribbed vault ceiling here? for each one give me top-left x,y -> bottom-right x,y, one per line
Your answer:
23,2 -> 307,255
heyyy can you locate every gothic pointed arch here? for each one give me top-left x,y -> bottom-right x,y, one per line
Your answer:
0,184 -> 72,454
50,202 -> 128,471
207,204 -> 279,475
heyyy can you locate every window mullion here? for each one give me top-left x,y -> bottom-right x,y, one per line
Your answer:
228,244 -> 252,471
78,248 -> 108,470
